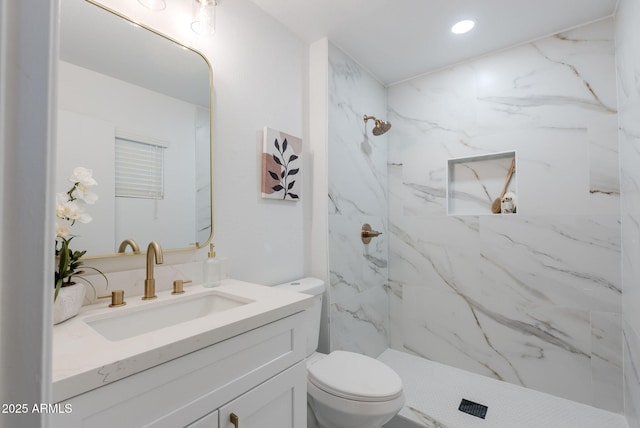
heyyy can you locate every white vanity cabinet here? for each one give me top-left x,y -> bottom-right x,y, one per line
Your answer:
52,312 -> 306,428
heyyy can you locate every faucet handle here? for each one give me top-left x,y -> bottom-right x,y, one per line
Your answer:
172,279 -> 192,295
98,290 -> 127,307
117,239 -> 140,254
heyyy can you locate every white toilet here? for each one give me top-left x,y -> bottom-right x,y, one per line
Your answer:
276,278 -> 404,428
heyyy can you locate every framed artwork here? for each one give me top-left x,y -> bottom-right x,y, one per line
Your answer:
261,127 -> 302,201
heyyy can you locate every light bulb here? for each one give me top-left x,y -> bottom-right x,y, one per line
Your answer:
192,0 -> 216,35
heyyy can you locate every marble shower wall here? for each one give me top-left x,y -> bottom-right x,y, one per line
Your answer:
327,43 -> 389,357
387,19 -> 622,412
616,0 -> 640,426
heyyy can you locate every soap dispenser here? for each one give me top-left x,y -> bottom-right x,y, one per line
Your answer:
203,243 -> 221,287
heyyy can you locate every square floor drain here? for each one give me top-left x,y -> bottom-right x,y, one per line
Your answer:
458,398 -> 488,419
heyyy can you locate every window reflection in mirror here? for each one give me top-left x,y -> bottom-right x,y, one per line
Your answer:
57,0 -> 212,257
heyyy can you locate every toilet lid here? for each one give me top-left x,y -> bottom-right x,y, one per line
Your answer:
308,351 -> 403,402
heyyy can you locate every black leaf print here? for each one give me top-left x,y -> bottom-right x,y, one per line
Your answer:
267,134 -> 300,200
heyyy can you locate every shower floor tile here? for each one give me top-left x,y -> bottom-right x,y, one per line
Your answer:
379,349 -> 628,428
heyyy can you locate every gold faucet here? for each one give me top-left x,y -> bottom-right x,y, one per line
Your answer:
143,241 -> 164,300
118,238 -> 140,254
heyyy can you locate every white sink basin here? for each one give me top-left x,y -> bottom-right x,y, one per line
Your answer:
85,291 -> 253,341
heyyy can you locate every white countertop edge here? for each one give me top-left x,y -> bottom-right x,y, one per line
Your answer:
52,279 -> 313,402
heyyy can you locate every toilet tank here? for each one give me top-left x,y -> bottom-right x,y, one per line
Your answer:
274,277 -> 325,357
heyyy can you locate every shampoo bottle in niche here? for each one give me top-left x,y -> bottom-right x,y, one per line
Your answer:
203,243 -> 221,287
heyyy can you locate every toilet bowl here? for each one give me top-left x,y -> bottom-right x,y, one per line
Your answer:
307,350 -> 404,428
275,278 -> 404,428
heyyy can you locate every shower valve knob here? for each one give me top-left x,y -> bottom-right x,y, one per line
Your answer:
361,223 -> 382,244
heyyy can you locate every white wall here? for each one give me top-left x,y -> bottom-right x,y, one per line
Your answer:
616,0 -> 640,425
307,38 -> 331,352
388,18 -> 621,412
209,0 -> 305,284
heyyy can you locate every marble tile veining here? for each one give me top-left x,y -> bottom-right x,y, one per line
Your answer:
387,18 -> 622,411
328,42 -> 389,355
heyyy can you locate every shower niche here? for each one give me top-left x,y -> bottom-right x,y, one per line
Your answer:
447,151 -> 517,215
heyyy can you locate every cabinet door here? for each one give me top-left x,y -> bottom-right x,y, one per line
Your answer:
219,361 -> 306,428
186,410 -> 218,428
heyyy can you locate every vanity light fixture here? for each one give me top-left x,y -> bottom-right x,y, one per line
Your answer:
138,0 -> 166,11
451,19 -> 475,35
192,0 -> 220,35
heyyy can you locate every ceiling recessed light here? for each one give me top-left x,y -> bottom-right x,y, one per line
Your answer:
451,19 -> 475,35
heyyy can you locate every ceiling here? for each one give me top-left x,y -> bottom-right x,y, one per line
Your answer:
247,0 -> 619,85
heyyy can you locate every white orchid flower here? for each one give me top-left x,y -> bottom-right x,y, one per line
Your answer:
69,167 -> 97,187
80,190 -> 99,204
56,222 -> 72,239
76,211 -> 92,224
72,186 -> 99,204
54,167 -> 103,298
55,193 -> 68,217
56,197 -> 80,221
66,205 -> 92,224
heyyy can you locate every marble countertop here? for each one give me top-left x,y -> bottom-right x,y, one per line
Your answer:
52,279 -> 312,403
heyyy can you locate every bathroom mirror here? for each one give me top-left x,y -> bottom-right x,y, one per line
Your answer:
57,0 -> 212,257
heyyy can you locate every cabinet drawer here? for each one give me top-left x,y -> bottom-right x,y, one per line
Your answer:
52,312 -> 305,428
219,361 -> 306,428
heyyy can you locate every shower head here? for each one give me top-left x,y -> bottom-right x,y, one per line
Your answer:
363,115 -> 392,136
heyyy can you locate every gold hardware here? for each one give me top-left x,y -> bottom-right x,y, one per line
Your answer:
363,114 -> 392,136
230,413 -> 239,428
143,241 -> 164,300
98,290 -> 126,307
361,223 -> 382,244
117,238 -> 140,254
172,279 -> 192,295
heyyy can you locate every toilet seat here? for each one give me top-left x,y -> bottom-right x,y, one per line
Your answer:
307,351 -> 403,402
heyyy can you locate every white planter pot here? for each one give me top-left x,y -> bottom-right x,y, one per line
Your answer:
53,283 -> 86,325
